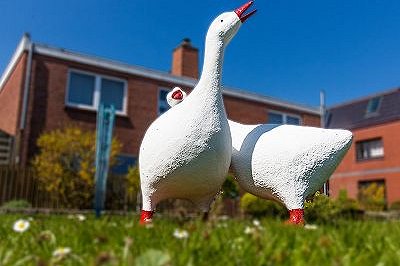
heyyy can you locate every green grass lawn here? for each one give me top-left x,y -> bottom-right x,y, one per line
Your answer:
0,214 -> 399,265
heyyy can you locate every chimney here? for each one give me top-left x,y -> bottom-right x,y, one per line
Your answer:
171,38 -> 199,79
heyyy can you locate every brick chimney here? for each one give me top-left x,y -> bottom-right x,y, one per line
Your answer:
171,38 -> 199,79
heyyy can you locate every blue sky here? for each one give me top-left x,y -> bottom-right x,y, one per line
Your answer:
1,0 -> 400,107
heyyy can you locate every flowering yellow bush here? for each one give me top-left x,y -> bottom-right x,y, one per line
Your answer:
32,126 -> 121,209
358,183 -> 386,211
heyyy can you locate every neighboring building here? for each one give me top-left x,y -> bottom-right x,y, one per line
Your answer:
0,34 -> 321,172
327,88 -> 400,206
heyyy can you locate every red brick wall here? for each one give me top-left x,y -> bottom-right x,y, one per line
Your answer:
225,96 -> 268,124
302,114 -> 320,127
19,54 -> 320,166
0,53 -> 27,136
21,54 -> 179,165
225,95 -> 320,126
330,120 -> 400,204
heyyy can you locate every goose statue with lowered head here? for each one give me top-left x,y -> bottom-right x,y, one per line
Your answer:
138,2 -> 257,224
167,88 -> 353,225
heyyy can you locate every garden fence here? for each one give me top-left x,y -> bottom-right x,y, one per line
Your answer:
0,166 -> 138,210
0,166 -> 239,216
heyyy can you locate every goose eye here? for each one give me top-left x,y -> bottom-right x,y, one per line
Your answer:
220,20 -> 223,22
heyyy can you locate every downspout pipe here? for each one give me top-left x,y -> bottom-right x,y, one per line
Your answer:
20,34 -> 33,130
13,34 -> 33,165
320,90 -> 328,196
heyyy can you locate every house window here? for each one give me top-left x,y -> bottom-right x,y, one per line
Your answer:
268,112 -> 283,124
286,115 -> 301,125
158,88 -> 170,115
267,111 -> 301,125
356,138 -> 384,161
68,72 -> 95,106
100,79 -> 125,111
66,70 -> 127,115
366,96 -> 382,116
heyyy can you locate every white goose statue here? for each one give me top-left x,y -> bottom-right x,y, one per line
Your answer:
167,88 -> 353,225
139,2 -> 257,224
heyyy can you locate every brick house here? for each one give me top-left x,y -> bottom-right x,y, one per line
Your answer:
0,34 -> 321,172
327,88 -> 400,206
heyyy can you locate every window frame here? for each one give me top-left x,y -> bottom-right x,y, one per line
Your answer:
267,110 -> 302,125
158,87 -> 171,115
355,137 -> 384,162
65,69 -> 128,116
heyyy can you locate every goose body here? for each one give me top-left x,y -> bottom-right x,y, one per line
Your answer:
139,2 -> 256,223
168,88 -> 353,224
229,121 -> 352,223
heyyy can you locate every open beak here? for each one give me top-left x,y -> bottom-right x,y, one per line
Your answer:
234,1 -> 257,23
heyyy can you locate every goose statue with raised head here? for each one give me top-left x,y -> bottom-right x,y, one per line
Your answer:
167,88 -> 353,225
138,2 -> 257,224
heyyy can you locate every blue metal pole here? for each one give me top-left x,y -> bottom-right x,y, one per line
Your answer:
95,104 -> 116,217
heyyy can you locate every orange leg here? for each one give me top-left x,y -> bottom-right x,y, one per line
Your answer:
139,210 -> 154,225
286,209 -> 305,225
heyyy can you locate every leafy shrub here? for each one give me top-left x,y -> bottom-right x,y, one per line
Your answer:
358,183 -> 386,211
221,174 -> 239,199
305,191 -> 363,224
126,166 -> 140,198
1,200 -> 31,209
305,191 -> 337,223
32,126 -> 121,209
389,201 -> 400,211
240,193 -> 286,218
335,190 -> 363,219
125,166 -> 141,208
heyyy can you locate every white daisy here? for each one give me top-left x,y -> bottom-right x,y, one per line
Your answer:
219,215 -> 229,221
53,247 -> 72,258
244,226 -> 256,235
13,219 -> 30,233
232,237 -> 244,250
76,214 -> 86,221
217,223 -> 228,228
173,229 -> 189,239
304,224 -> 318,230
252,219 -> 261,227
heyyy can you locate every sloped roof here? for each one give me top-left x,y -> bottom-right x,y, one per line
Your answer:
326,88 -> 400,129
0,35 -> 321,115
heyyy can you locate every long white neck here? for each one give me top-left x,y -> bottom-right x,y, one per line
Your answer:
191,38 -> 225,99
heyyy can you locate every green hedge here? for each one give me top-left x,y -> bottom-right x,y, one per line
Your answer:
240,193 -> 287,218
1,200 -> 32,209
239,190 -> 364,223
305,191 -> 363,224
